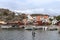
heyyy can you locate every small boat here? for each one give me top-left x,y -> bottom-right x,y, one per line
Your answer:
48,26 -> 58,31
24,26 -> 33,30
1,25 -> 12,28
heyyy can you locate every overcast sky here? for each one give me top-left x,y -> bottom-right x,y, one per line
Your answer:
0,0 -> 60,15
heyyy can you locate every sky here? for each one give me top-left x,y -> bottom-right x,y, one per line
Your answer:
0,0 -> 60,16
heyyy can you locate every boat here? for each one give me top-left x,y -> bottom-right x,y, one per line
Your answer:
0,25 -> 12,28
24,26 -> 33,30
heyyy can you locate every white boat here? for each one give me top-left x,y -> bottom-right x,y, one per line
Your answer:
24,25 -> 33,30
0,25 -> 12,28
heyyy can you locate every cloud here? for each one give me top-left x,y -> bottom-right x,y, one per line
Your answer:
15,8 -> 45,13
0,0 -> 57,9
25,0 -> 54,4
0,0 -> 60,10
48,9 -> 60,13
0,0 -> 60,15
15,8 -> 60,16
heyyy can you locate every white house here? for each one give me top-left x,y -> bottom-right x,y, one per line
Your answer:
52,19 -> 58,25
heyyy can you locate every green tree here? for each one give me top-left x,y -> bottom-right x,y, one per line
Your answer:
56,15 -> 60,21
49,18 -> 53,21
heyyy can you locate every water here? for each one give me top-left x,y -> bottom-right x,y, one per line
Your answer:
0,29 -> 60,40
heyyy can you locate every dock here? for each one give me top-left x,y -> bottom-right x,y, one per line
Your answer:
0,25 -> 59,31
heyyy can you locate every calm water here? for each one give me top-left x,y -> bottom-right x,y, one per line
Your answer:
0,29 -> 60,40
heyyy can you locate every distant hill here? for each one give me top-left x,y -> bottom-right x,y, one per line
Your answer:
0,8 -> 15,16
30,14 -> 49,16
0,8 -> 15,21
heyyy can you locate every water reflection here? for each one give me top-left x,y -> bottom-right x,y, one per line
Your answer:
0,29 -> 60,40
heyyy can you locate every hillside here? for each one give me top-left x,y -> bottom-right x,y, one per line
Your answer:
0,8 -> 15,21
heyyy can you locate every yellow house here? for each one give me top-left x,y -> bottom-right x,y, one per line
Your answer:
0,21 -> 7,24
